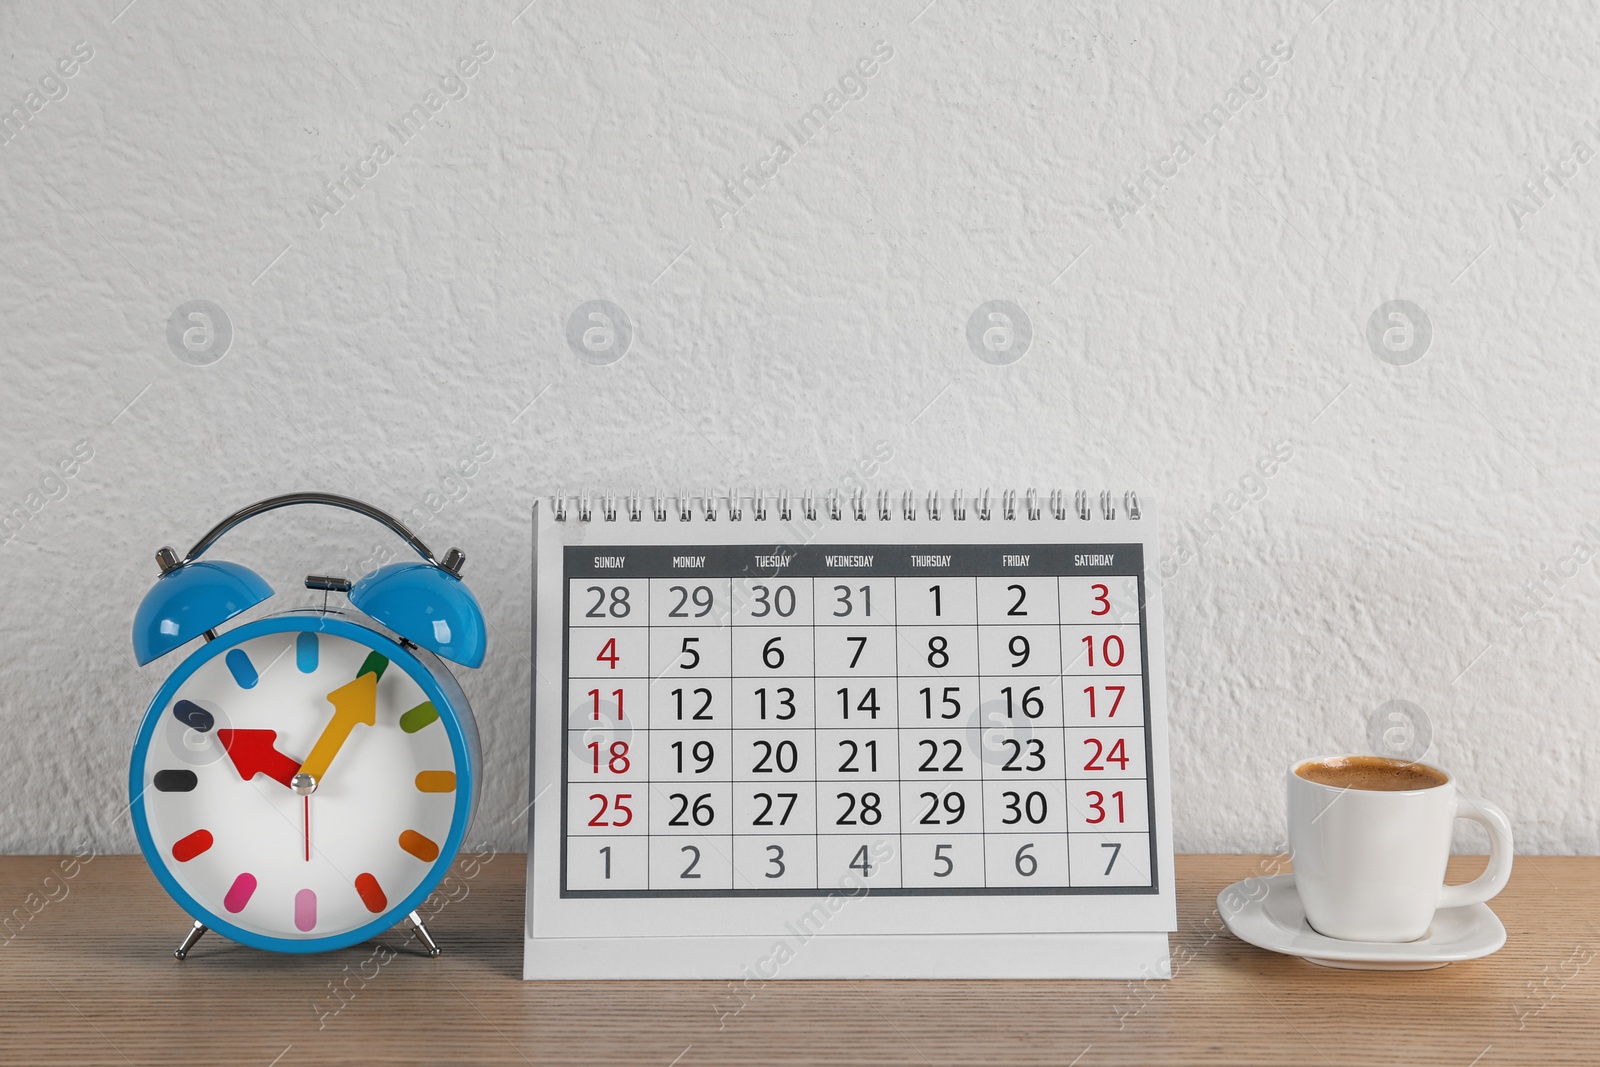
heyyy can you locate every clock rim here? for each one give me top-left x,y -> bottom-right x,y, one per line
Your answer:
129,611 -> 478,954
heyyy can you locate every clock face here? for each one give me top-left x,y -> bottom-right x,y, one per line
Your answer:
132,617 -> 468,948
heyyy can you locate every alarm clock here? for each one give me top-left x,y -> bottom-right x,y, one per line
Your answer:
129,493 -> 486,958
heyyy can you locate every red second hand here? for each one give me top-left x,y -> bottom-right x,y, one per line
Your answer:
303,796 -> 310,862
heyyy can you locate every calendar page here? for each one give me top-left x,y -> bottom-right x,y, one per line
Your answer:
526,493 -> 1175,979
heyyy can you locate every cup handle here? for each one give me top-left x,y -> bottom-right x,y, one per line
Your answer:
1437,794 -> 1515,910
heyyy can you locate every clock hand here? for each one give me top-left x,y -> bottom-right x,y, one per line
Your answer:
296,672 -> 378,786
217,729 -> 302,788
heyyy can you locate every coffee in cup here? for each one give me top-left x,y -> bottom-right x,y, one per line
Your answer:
1295,755 -> 1448,792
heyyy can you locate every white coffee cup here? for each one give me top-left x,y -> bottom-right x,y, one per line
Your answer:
1287,755 -> 1514,942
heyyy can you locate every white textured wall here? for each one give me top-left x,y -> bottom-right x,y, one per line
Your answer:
0,0 -> 1591,856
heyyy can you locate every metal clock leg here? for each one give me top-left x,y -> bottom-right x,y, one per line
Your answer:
174,920 -> 207,960
408,911 -> 441,957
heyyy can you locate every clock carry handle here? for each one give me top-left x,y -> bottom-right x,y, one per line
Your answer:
165,492 -> 463,576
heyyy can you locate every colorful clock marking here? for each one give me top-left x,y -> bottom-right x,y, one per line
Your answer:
354,873 -> 387,913
153,769 -> 198,792
398,830 -> 440,861
414,770 -> 456,793
224,873 -> 257,913
399,701 -> 438,733
296,632 -> 319,674
358,651 -> 388,680
171,829 -> 213,862
295,889 -> 317,932
172,700 -> 214,731
224,648 -> 258,689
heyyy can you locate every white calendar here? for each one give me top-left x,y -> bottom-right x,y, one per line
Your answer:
525,491 -> 1175,979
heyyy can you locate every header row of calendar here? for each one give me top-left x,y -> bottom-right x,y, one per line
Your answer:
565,543 -> 1145,579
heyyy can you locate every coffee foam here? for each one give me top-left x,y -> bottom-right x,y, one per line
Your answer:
1295,755 -> 1448,792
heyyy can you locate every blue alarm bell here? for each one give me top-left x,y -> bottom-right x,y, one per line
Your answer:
128,493 -> 486,959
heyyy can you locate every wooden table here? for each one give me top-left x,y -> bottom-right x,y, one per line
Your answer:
1,853 -> 1592,1065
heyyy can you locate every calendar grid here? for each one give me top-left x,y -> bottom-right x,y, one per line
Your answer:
559,544 -> 1160,898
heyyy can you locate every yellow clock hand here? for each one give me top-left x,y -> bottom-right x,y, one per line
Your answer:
297,672 -> 378,786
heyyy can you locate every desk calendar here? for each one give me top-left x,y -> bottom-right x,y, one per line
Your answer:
525,491 -> 1175,979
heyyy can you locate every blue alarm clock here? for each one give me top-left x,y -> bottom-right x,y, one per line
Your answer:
129,494 -> 485,958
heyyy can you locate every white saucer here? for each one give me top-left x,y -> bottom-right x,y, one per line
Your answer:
1217,874 -> 1506,970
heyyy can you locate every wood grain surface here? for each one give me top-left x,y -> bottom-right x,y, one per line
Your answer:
0,853 -> 1591,1065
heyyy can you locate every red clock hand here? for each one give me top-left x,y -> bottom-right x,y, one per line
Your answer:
217,729 -> 302,788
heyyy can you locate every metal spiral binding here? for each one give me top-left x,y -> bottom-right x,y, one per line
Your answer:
552,489 -> 1144,521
